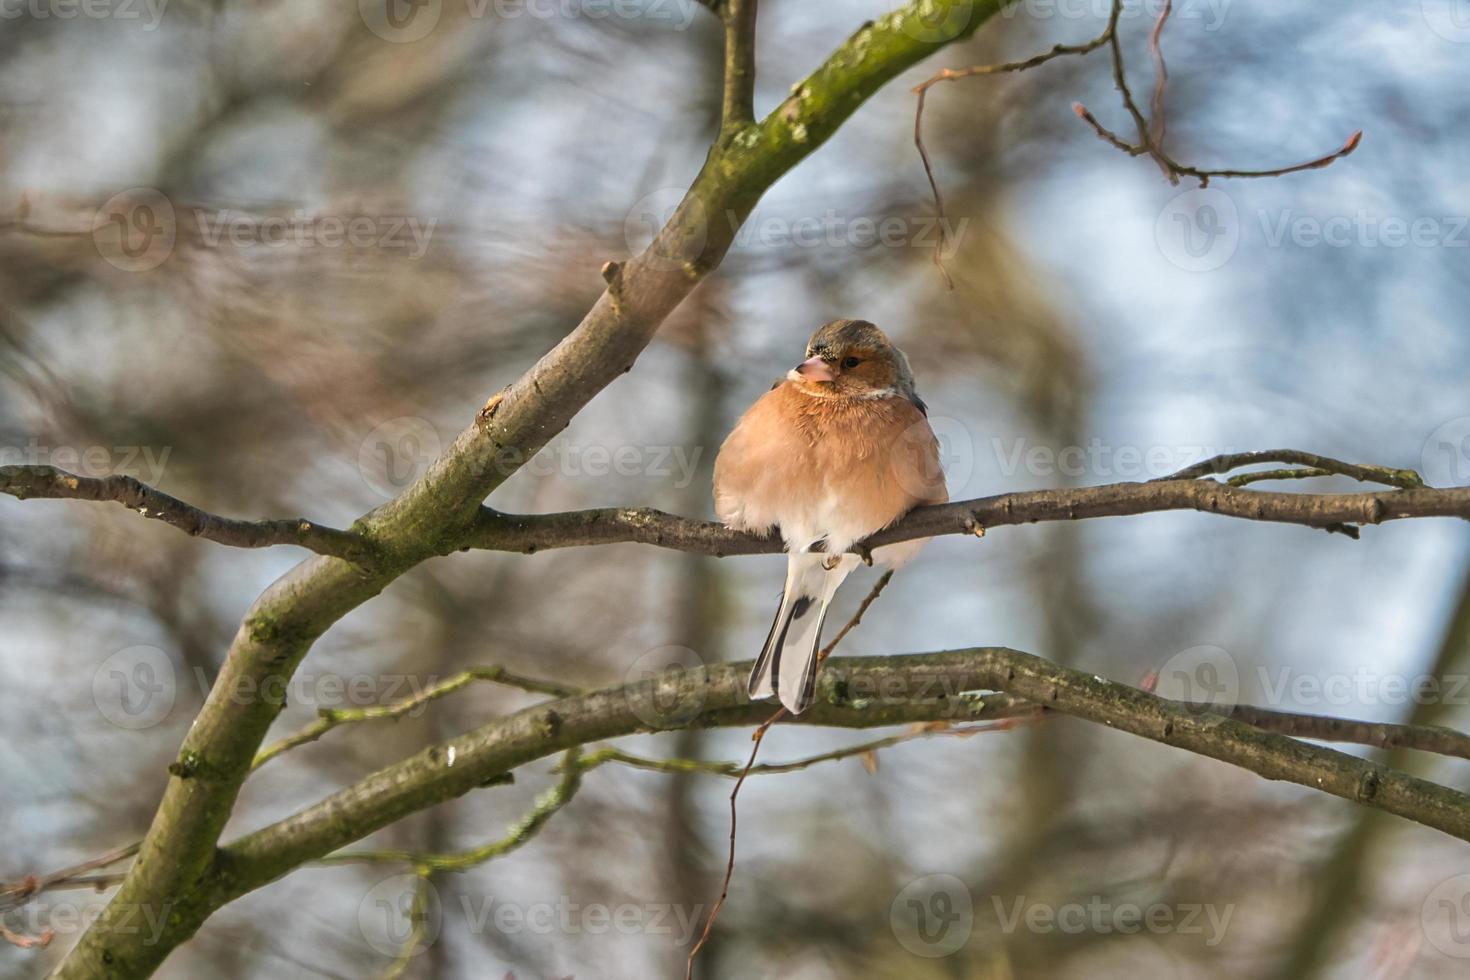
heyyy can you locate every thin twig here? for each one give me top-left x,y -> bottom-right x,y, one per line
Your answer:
376,873 -> 432,980
1160,450 -> 1426,489
818,569 -> 894,663
253,665 -> 577,770
684,706 -> 783,980
1074,0 -> 1361,186
686,569 -> 897,979
912,0 -> 1122,288
587,721 -> 1030,780
0,842 -> 141,915
321,748 -> 584,872
0,465 -> 376,564
1147,0 -> 1172,147
1,923 -> 54,950
1225,467 -> 1333,488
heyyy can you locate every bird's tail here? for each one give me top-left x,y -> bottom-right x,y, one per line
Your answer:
749,552 -> 859,714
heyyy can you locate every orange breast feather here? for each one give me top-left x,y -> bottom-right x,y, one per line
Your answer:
713,382 -> 947,549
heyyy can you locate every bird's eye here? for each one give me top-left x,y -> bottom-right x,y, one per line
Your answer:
841,357 -> 861,369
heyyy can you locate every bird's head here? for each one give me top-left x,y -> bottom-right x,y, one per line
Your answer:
788,318 -> 912,399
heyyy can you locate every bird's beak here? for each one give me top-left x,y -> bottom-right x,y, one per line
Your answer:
794,356 -> 836,382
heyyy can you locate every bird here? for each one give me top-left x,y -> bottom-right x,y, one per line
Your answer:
712,319 -> 948,714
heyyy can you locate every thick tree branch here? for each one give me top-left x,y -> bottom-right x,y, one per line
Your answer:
165,648 -> 1470,931
0,465 -> 375,563
54,4 -> 1014,975
17,684 -> 1470,930
464,479 -> 1470,558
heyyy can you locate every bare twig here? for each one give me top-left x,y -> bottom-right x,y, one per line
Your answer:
1,922 -> 54,950
0,842 -> 140,915
1160,450 -> 1426,489
376,873 -> 432,980
687,568 -> 896,978
252,665 -> 577,770
818,569 -> 895,662
912,0 -> 1123,287
1074,0 -> 1361,186
321,749 -> 585,872
0,465 -> 376,563
1147,0 -> 1172,147
588,721 -> 1028,780
685,706 -> 783,980
1216,705 -> 1470,762
1225,467 -> 1333,488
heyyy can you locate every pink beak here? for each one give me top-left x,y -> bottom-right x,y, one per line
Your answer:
795,356 -> 835,382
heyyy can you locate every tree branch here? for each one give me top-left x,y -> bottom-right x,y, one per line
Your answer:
250,664 -> 576,770
176,648 -> 1470,931
1161,449 -> 1426,489
1215,705 -> 1470,762
0,465 -> 375,563
19,683 -> 1470,933
912,0 -> 1123,287
464,477 -> 1470,558
1073,0 -> 1361,186
719,0 -> 758,134
319,748 -> 586,872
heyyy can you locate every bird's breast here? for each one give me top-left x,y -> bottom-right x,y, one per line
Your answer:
713,382 -> 945,553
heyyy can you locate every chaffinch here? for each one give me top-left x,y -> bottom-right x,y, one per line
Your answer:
713,319 -> 948,714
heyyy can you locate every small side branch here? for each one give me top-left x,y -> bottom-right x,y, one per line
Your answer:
0,465 -> 376,563
0,842 -> 141,914
912,0 -> 1123,286
912,0 -> 1360,288
320,748 -> 586,873
720,0 -> 758,134
1074,0 -> 1361,186
1217,705 -> 1470,762
1160,450 -> 1426,490
252,665 -> 578,770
